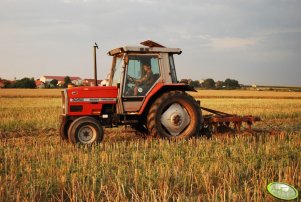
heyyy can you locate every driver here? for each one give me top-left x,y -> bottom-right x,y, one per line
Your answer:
134,63 -> 153,96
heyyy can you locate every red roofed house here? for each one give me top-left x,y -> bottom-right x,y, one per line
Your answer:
0,79 -> 4,88
35,79 -> 45,88
40,76 -> 82,86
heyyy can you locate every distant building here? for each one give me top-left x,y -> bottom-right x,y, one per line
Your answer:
35,79 -> 45,88
40,76 -> 82,86
100,79 -> 108,86
0,79 -> 4,88
0,79 -> 13,88
82,79 -> 103,86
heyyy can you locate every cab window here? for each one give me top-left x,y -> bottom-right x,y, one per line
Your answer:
123,55 -> 160,96
111,56 -> 124,86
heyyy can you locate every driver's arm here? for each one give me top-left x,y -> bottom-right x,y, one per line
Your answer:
137,72 -> 151,84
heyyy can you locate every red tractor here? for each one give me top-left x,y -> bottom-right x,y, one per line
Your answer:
60,40 -> 259,144
60,40 -> 202,144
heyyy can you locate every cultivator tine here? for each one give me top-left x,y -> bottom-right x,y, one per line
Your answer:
235,121 -> 242,132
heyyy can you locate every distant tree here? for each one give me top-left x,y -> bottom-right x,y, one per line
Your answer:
179,79 -> 189,85
203,78 -> 215,89
44,82 -> 50,88
189,80 -> 201,88
50,79 -> 58,88
63,76 -> 71,88
14,77 -> 36,88
224,78 -> 240,89
216,81 -> 224,89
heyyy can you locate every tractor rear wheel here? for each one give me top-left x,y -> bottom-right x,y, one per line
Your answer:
68,116 -> 104,145
132,123 -> 148,138
147,91 -> 201,139
59,116 -> 71,141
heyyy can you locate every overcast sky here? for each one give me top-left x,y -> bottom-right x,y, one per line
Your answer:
1,0 -> 301,86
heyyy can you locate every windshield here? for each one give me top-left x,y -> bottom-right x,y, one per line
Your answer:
123,55 -> 161,96
111,55 -> 124,86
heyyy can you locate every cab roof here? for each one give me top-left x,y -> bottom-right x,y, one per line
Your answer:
107,40 -> 182,56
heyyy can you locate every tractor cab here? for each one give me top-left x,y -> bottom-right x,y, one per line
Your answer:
107,40 -> 182,113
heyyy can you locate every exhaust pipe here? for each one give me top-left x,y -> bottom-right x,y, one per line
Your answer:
93,43 -> 99,86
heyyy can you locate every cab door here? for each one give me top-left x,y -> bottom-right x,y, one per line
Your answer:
122,54 -> 161,112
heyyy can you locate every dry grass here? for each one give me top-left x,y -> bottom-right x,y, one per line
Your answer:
1,88 -> 301,98
0,89 -> 61,97
0,134 -> 300,201
200,98 -> 301,119
1,97 -> 300,134
0,98 -> 61,134
0,89 -> 300,201
190,89 -> 301,99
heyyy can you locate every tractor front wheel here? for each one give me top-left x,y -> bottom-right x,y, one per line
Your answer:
68,116 -> 104,145
147,91 -> 201,139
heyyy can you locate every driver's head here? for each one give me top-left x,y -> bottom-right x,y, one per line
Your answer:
143,64 -> 151,71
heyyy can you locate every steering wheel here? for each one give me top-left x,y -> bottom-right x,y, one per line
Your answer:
127,75 -> 136,83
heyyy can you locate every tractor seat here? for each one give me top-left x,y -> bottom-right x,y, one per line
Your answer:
152,73 -> 160,83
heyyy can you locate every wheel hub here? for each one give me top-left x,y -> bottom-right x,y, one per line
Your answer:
161,103 -> 190,136
78,126 -> 96,144
171,114 -> 182,126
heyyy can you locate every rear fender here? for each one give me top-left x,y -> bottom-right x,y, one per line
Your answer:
138,83 -> 196,115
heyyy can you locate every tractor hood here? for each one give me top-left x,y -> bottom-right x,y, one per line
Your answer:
62,86 -> 118,116
67,86 -> 118,101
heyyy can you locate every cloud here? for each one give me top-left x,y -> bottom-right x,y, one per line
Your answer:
171,32 -> 260,50
129,0 -> 154,4
62,0 -> 90,3
208,36 -> 260,49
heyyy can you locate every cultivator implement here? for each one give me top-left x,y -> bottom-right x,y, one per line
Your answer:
201,107 -> 261,134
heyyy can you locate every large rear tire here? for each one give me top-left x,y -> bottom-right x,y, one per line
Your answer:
59,116 -> 70,141
132,123 -> 148,138
147,91 -> 201,139
68,116 -> 104,145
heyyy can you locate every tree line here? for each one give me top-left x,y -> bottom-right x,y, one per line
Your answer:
1,76 -> 72,89
2,78 -> 36,88
1,76 -> 240,89
180,78 -> 241,89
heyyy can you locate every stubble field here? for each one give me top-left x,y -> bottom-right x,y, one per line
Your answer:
0,89 -> 300,201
